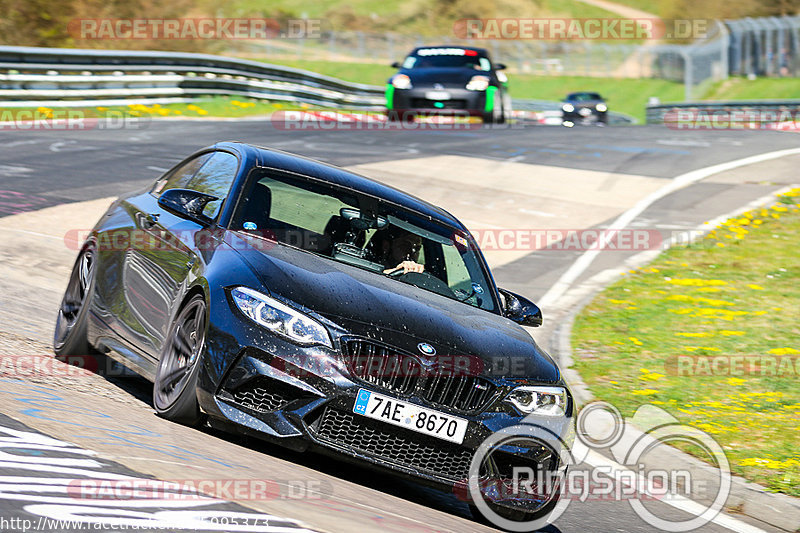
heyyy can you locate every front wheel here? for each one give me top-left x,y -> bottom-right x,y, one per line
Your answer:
482,90 -> 505,124
387,110 -> 413,122
153,294 -> 206,426
54,242 -> 96,356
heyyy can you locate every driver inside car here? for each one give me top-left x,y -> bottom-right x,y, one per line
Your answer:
367,227 -> 425,275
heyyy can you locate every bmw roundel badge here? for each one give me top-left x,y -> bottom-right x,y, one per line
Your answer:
417,343 -> 436,355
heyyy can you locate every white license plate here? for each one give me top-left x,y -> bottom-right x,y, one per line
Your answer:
425,90 -> 451,100
352,388 -> 468,444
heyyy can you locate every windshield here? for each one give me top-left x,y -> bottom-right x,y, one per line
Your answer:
568,92 -> 602,101
232,170 -> 497,312
402,48 -> 491,71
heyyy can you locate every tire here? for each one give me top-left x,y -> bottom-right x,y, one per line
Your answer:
387,110 -> 413,122
153,294 -> 206,426
54,242 -> 97,356
482,90 -> 504,124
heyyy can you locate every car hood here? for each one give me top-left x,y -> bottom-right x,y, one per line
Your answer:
401,68 -> 488,88
231,235 -> 560,383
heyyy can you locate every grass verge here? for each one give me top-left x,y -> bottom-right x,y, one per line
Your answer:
2,97 -> 308,120
571,188 -> 800,496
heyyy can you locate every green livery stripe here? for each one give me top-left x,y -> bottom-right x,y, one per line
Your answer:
385,84 -> 395,110
484,86 -> 497,113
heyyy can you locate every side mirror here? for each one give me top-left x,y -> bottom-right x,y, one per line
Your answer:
391,61 -> 401,68
158,188 -> 218,227
494,63 -> 507,70
498,288 -> 542,327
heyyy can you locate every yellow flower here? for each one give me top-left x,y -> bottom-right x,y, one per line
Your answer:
747,284 -> 764,290
727,377 -> 746,386
768,348 -> 799,355
667,279 -> 728,287
719,330 -> 745,336
667,295 -> 732,306
632,389 -> 658,396
629,337 -> 644,346
716,242 -> 725,247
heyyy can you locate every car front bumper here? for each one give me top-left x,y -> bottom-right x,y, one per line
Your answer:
388,86 -> 490,116
196,303 -> 575,513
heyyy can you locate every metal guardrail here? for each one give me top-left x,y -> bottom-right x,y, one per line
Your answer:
0,45 -> 386,109
0,45 -> 636,124
646,100 -> 800,123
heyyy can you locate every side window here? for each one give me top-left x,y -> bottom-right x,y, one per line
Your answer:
443,244 -> 472,294
186,152 -> 239,219
150,153 -> 212,197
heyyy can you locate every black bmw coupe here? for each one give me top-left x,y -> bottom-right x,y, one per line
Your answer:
54,142 -> 573,523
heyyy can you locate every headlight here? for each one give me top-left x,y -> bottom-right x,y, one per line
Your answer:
506,386 -> 567,416
562,103 -> 575,113
231,287 -> 331,347
596,103 -> 608,112
391,74 -> 412,89
466,75 -> 490,91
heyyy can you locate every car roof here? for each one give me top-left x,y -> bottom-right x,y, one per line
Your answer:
214,141 -> 467,231
566,92 -> 603,99
411,45 -> 489,56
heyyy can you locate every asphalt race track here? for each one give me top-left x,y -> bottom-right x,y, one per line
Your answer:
0,119 -> 798,533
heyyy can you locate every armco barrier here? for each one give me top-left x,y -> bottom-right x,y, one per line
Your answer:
647,99 -> 800,124
0,45 -> 635,123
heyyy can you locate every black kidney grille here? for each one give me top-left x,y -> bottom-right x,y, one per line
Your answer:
341,339 -> 497,412
341,339 -> 421,395
315,408 -> 473,482
421,373 -> 496,412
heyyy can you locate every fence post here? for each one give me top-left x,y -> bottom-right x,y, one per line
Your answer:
718,20 -> 730,80
682,47 -> 693,101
